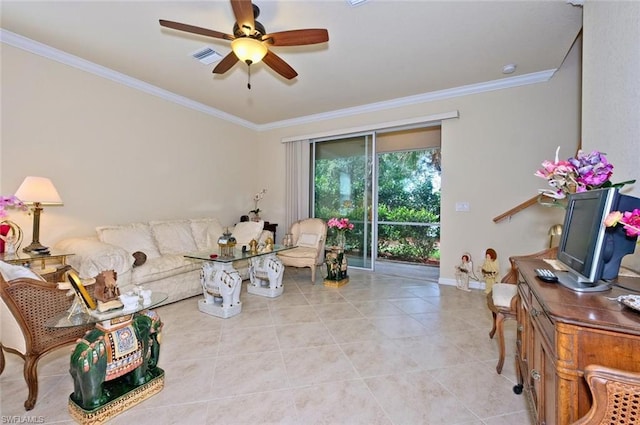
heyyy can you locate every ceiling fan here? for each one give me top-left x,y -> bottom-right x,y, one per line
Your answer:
159,0 -> 329,88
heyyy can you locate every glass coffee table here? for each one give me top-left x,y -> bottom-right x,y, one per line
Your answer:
185,245 -> 293,318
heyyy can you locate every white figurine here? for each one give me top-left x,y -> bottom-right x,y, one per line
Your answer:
455,252 -> 473,292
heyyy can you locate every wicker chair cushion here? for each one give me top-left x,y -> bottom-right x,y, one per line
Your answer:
0,262 -> 44,282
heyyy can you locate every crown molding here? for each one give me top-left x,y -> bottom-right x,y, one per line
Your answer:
261,70 -> 555,131
1,29 -> 556,132
0,29 -> 258,130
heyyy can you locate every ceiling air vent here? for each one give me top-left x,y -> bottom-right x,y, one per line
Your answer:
191,46 -> 223,65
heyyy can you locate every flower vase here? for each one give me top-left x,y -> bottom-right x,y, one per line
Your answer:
335,231 -> 346,251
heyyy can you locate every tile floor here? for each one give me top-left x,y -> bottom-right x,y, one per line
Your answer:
0,266 -> 533,424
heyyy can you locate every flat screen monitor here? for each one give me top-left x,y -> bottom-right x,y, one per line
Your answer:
556,187 -> 640,292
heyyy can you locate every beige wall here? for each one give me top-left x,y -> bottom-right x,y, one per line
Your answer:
258,40 -> 582,283
582,0 -> 640,270
1,45 -> 257,242
2,19 -> 583,284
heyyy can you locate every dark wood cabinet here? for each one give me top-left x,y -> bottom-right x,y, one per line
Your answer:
263,222 -> 277,243
515,259 -> 640,425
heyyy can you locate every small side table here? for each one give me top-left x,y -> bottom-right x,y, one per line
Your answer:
264,222 -> 278,243
324,247 -> 349,287
1,250 -> 74,277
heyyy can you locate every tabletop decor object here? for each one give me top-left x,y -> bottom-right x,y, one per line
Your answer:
250,188 -> 267,221
327,217 -> 354,250
535,147 -> 634,205
0,195 -> 26,254
14,176 -> 64,252
605,209 -> 640,239
217,228 -> 237,258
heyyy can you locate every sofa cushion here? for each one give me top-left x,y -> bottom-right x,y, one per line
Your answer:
150,220 -> 198,255
96,223 -> 161,259
130,255 -> 200,286
190,218 -> 224,251
232,220 -> 264,246
55,237 -> 133,278
0,261 -> 44,282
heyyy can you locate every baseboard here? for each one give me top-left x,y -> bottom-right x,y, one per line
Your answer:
438,277 -> 486,291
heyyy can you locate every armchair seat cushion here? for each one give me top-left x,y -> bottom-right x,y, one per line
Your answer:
277,246 -> 318,259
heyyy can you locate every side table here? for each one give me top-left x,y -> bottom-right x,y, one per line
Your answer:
47,292 -> 167,424
324,247 -> 349,287
1,250 -> 73,277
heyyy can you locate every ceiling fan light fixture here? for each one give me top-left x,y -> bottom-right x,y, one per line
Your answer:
231,37 -> 268,64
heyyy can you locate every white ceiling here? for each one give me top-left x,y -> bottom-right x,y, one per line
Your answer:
0,1 -> 583,129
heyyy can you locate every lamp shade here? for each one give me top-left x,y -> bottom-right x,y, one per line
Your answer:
14,176 -> 63,205
231,37 -> 268,64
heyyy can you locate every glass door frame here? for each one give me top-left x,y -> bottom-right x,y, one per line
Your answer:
311,131 -> 376,271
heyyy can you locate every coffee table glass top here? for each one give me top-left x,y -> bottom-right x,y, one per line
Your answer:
185,245 -> 293,263
47,292 -> 168,328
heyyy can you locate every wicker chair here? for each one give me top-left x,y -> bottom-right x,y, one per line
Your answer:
487,246 -> 557,374
571,364 -> 640,425
0,268 -> 93,410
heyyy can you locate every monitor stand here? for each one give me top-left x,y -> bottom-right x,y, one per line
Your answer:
556,272 -> 611,293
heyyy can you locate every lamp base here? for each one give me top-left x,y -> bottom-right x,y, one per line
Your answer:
23,241 -> 49,253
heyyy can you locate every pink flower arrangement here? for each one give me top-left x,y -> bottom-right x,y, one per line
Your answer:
327,217 -> 354,231
0,195 -> 26,218
605,209 -> 640,239
535,147 -> 633,199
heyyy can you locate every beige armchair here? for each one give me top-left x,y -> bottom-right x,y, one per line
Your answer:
277,218 -> 327,282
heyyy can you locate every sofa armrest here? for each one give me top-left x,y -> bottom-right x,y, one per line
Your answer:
55,237 -> 134,279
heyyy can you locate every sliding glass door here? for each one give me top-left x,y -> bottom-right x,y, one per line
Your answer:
313,134 -> 375,270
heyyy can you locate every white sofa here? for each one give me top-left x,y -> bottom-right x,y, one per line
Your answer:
55,218 -> 272,306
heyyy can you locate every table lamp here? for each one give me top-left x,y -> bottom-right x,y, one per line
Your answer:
14,176 -> 63,252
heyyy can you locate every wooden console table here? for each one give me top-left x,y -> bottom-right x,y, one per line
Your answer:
514,258 -> 640,425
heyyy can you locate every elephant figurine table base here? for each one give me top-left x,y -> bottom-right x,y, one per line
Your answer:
247,254 -> 285,298
68,310 -> 164,424
198,262 -> 242,319
323,249 -> 349,288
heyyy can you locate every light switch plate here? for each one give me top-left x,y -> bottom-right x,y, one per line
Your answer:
455,202 -> 470,212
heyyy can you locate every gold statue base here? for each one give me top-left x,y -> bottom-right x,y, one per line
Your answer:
68,369 -> 164,424
324,277 -> 349,288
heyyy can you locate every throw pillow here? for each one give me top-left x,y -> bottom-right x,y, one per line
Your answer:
233,220 -> 264,245
150,220 -> 198,255
205,222 -> 227,249
190,218 -> 224,251
0,262 -> 44,282
297,233 -> 319,248
96,223 -> 161,259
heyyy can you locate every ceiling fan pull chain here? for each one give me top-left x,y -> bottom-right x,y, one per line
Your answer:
247,63 -> 252,90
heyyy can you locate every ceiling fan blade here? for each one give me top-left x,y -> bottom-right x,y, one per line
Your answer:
231,0 -> 256,35
264,29 -> 329,46
159,20 -> 234,41
262,50 -> 298,80
213,52 -> 239,74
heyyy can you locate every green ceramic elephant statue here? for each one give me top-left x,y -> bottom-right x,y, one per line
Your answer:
69,311 -> 162,410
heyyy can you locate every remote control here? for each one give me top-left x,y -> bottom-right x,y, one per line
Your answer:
535,268 -> 558,283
